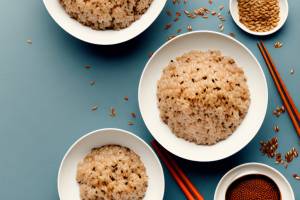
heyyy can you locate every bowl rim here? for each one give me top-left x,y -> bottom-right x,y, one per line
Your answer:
43,0 -> 167,45
229,0 -> 289,36
57,128 -> 165,199
138,30 -> 268,162
214,162 -> 294,200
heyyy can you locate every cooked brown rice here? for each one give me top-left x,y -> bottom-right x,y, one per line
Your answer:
59,0 -> 153,30
76,145 -> 148,200
157,50 -> 251,145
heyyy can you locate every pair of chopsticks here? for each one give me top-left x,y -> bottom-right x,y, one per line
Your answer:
257,41 -> 300,137
151,140 -> 204,200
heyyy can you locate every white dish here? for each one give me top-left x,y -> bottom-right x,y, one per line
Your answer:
230,0 -> 288,36
58,128 -> 164,200
43,0 -> 166,45
138,31 -> 268,162
214,163 -> 294,200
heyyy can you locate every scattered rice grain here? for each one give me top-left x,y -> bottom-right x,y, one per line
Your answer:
167,35 -> 177,41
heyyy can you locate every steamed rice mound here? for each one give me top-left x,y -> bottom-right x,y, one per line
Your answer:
59,0 -> 153,30
76,145 -> 148,200
157,50 -> 251,145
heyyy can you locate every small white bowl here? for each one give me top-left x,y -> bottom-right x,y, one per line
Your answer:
214,163 -> 294,200
230,0 -> 288,36
43,0 -> 166,45
58,128 -> 165,200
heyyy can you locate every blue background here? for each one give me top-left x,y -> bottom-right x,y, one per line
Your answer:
0,0 -> 299,199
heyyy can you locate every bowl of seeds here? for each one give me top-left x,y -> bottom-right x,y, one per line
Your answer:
230,0 -> 288,35
214,163 -> 294,200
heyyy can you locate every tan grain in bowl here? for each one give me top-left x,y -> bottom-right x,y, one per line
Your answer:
60,0 -> 153,30
157,50 -> 251,146
238,0 -> 280,33
76,145 -> 149,200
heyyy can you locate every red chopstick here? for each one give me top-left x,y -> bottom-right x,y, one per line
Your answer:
257,41 -> 300,137
260,41 -> 300,122
158,143 -> 205,200
151,140 -> 204,200
151,141 -> 196,200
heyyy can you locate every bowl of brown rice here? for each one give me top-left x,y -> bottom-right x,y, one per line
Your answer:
43,0 -> 166,45
230,0 -> 288,35
138,31 -> 268,162
58,128 -> 164,200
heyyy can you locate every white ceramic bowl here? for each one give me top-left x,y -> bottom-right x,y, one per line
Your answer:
58,128 -> 164,200
43,0 -> 166,45
230,0 -> 288,36
138,31 -> 268,162
214,163 -> 294,200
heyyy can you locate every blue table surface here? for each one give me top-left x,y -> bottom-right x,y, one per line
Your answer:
1,0 -> 299,199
